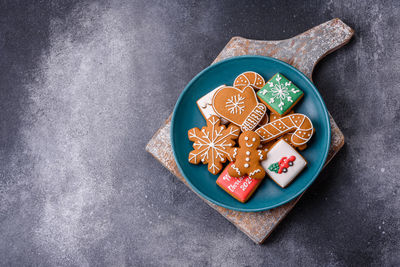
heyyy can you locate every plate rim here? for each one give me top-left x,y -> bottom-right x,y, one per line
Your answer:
171,55 -> 331,212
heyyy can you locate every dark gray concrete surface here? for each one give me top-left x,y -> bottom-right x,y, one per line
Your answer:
0,0 -> 398,266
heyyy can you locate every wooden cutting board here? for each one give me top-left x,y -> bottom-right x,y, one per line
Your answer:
146,18 -> 354,244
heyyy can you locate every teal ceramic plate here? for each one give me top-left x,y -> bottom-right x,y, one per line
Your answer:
171,56 -> 330,212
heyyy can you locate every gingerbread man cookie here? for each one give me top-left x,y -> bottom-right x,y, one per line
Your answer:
188,115 -> 240,175
228,131 -> 267,180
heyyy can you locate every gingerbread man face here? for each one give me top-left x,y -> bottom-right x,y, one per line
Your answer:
238,131 -> 261,150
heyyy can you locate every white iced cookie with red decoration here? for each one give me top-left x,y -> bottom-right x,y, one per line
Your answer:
234,71 -> 265,90
261,139 -> 307,188
196,85 -> 228,124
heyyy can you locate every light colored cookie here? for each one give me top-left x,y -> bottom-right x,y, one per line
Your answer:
261,139 -> 307,188
196,85 -> 228,124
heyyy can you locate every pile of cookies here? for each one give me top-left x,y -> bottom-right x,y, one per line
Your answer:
188,71 -> 314,203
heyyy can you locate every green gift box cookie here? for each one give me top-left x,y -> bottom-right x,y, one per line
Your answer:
257,73 -> 303,115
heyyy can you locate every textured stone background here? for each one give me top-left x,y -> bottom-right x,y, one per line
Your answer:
0,0 -> 399,266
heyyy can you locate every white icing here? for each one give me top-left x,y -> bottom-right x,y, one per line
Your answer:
258,150 -> 263,160
244,163 -> 249,168
249,169 -> 261,176
231,164 -> 241,176
232,148 -> 238,158
246,151 -> 250,155
246,157 -> 250,161
225,94 -> 245,114
261,139 -> 307,188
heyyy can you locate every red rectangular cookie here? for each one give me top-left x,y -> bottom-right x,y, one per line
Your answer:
216,163 -> 262,203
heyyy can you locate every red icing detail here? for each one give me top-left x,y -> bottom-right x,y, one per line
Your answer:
278,156 -> 296,174
216,163 -> 261,203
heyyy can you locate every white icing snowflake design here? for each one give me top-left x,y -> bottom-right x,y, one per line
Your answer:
260,74 -> 299,110
188,116 -> 239,174
225,94 -> 245,114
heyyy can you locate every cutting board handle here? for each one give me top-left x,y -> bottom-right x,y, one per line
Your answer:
216,18 -> 354,80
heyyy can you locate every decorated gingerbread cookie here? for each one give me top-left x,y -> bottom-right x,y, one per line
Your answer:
255,113 -> 314,147
264,110 -> 307,151
216,163 -> 262,203
196,85 -> 228,124
234,71 -> 265,90
212,85 -> 267,131
257,73 -> 304,116
188,115 -> 240,175
228,131 -> 267,180
261,139 -> 307,188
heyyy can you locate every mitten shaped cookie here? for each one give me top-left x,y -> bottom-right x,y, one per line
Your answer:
188,115 -> 240,175
228,131 -> 267,179
212,85 -> 267,132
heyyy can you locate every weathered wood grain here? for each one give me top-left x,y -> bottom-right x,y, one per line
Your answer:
146,18 -> 354,244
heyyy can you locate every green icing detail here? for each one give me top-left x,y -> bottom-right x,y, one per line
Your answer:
268,162 -> 280,173
257,73 -> 303,115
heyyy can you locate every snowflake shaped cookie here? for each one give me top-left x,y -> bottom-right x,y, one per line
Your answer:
257,73 -> 303,115
188,116 -> 240,175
